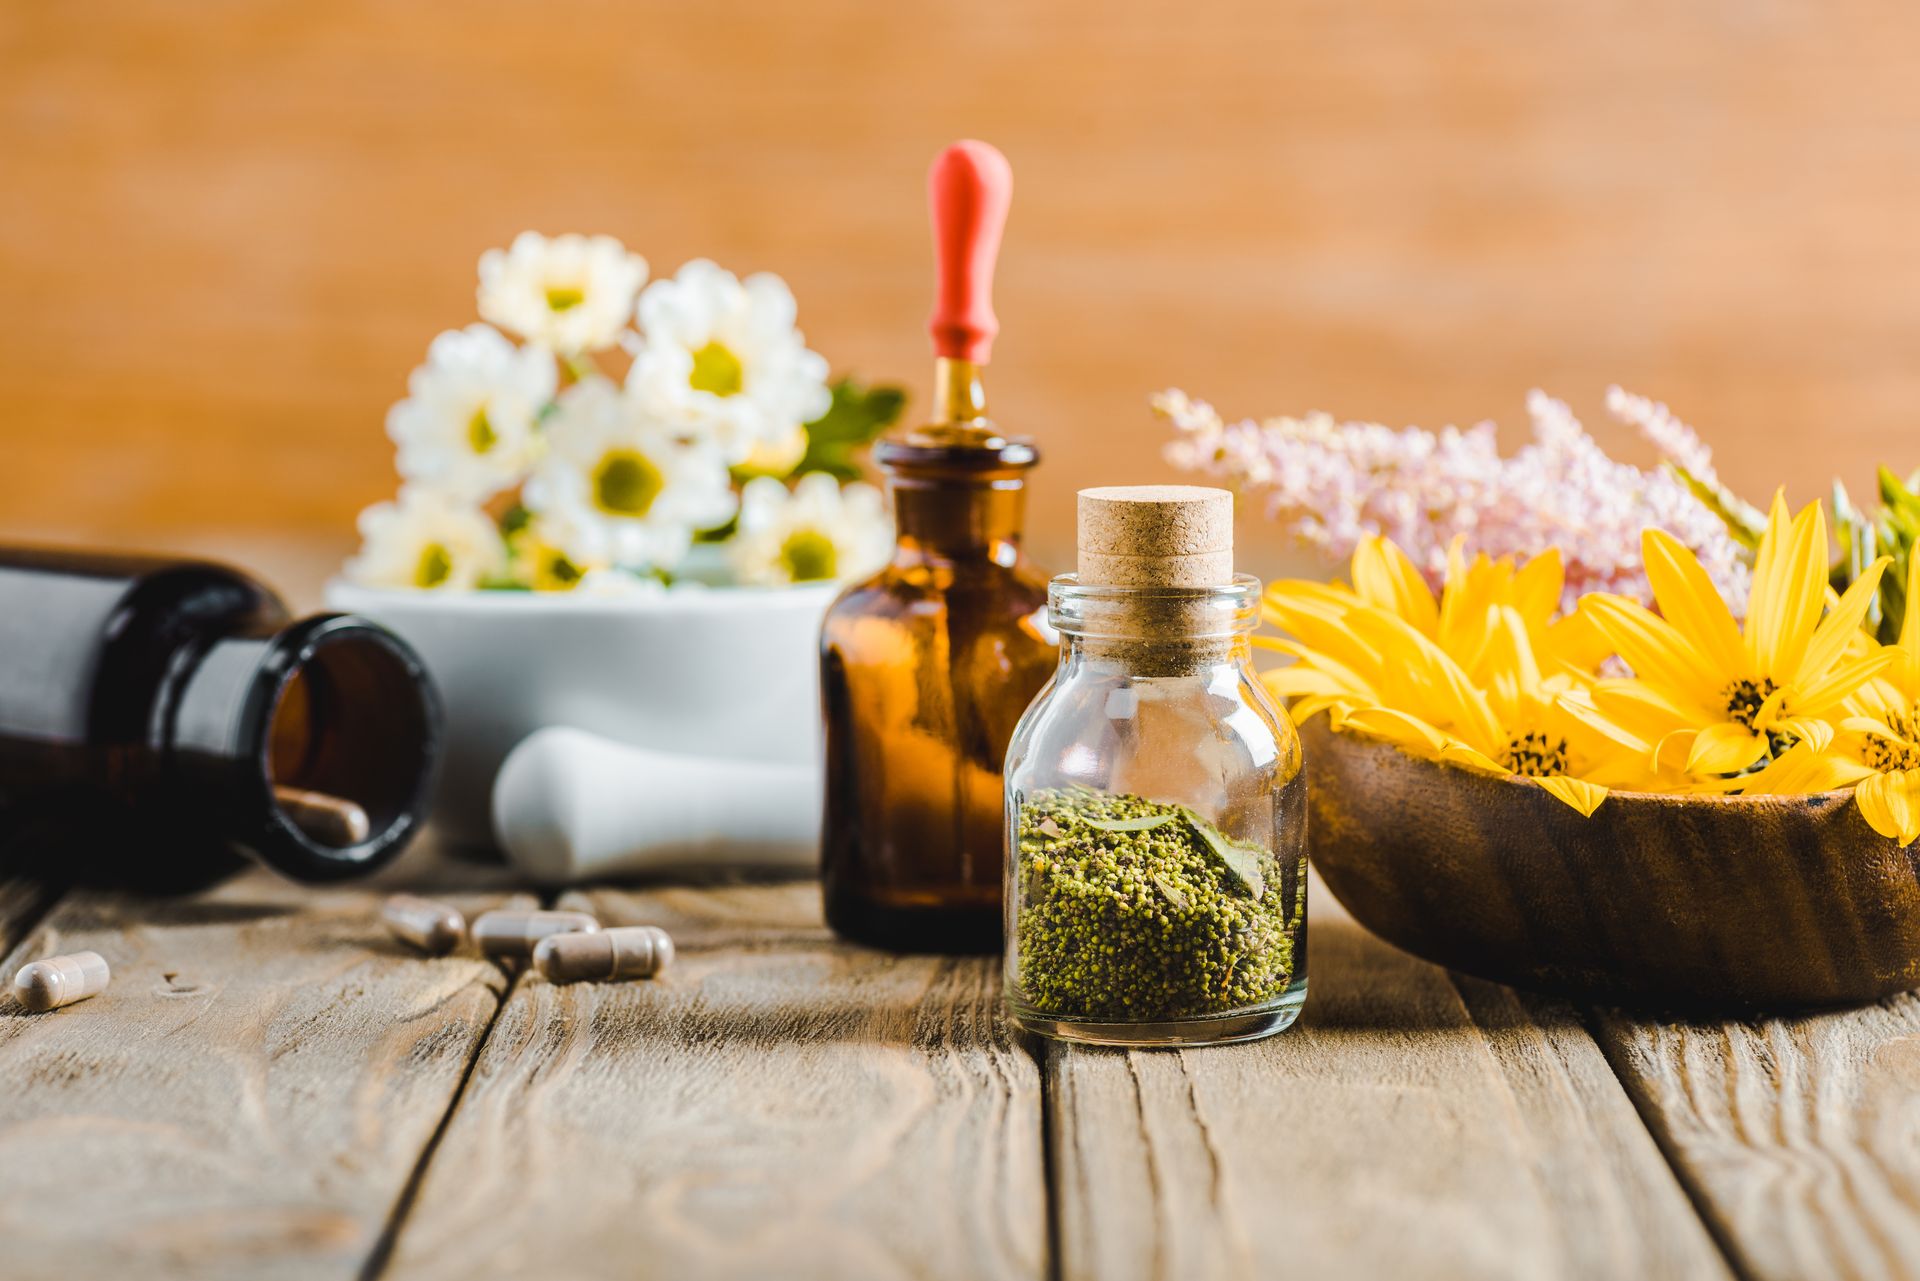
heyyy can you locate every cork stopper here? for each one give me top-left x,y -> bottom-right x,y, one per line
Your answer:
1077,486 -> 1234,588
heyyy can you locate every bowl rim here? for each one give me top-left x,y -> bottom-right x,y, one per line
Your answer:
324,576 -> 842,617
1306,715 -> 1857,809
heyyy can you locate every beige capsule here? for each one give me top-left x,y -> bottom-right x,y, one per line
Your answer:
471,909 -> 599,959
383,894 -> 466,955
12,951 -> 110,1012
534,926 -> 675,984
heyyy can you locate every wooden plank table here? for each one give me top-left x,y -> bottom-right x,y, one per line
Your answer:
2,843 -> 1916,1281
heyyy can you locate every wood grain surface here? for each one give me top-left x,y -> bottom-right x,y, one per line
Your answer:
384,881 -> 1046,1281
1046,883 -> 1728,1281
3,0 -> 1916,600
16,848 -> 1920,1278
0,852 -> 527,1281
1595,1000 -> 1920,1281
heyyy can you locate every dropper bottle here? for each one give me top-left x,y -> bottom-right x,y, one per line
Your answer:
818,140 -> 1057,953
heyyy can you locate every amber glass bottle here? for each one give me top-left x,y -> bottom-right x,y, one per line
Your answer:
819,141 -> 1056,952
0,546 -> 441,888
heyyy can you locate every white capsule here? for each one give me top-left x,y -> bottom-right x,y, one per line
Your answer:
383,894 -> 466,955
533,926 -> 675,984
12,951 -> 110,1012
470,909 -> 599,959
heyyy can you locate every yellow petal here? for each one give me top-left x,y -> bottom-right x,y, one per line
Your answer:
1792,649 -> 1896,717
1738,743 -> 1871,795
1543,604 -> 1615,676
1772,716 -> 1835,752
1840,713 -> 1897,737
1511,548 -> 1565,631
1263,579 -> 1363,620
1344,605 -> 1504,747
1286,694 -> 1357,725
1685,721 -> 1770,775
1748,499 -> 1828,682
1260,664 -> 1351,698
1653,727 -> 1699,773
1856,769 -> 1920,846
1898,555 -> 1920,691
1797,556 -> 1891,687
1642,527 -> 1747,680
1260,640 -> 1382,705
1350,536 -> 1439,636
1533,774 -> 1609,816
1436,741 -> 1512,777
1750,685 -> 1789,732
1582,593 -> 1724,703
1587,679 -> 1710,746
1336,705 -> 1451,758
1555,690 -> 1655,755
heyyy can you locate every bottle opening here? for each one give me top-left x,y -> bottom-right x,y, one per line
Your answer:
268,633 -> 432,851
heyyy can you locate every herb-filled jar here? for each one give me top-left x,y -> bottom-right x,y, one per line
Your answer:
1003,486 -> 1308,1046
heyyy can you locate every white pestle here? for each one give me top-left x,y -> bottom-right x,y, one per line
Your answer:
491,727 -> 821,885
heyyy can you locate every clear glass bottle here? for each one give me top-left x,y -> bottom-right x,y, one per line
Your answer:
1003,564 -> 1309,1046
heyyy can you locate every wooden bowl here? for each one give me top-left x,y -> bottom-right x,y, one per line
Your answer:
1301,717 -> 1920,1011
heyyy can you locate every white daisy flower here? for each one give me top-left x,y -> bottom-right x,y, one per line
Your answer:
387,324 -> 555,501
523,379 -> 736,574
729,472 -> 893,587
508,513 -> 608,593
628,259 -> 831,462
478,232 -> 648,354
345,487 -> 506,591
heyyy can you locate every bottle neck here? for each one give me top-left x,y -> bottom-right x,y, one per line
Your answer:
933,356 -> 988,424
889,473 -> 1030,566
1046,576 -> 1262,677
1056,629 -> 1253,679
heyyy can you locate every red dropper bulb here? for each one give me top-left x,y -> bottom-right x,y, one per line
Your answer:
927,140 -> 1013,365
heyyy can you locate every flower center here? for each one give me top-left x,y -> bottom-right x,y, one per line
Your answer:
1865,706 -> 1920,773
468,405 -> 498,453
534,546 -> 583,591
545,284 -> 587,312
780,528 -> 838,582
689,340 -> 745,397
414,543 -> 453,589
1722,677 -> 1779,729
1502,731 -> 1570,777
592,448 -> 665,518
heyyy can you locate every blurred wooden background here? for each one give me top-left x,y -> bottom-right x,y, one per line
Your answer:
2,0 -> 1916,601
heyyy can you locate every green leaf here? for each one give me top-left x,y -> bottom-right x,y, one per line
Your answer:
1151,873 -> 1190,911
794,378 -> 908,481
1182,810 -> 1267,898
1668,463 -> 1765,550
1879,464 -> 1920,513
1085,815 -> 1176,833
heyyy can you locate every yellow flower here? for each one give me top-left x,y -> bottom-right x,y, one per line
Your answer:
1260,535 -> 1625,815
1577,495 -> 1890,780
1823,554 -> 1920,844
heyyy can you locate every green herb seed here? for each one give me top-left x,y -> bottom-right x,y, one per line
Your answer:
1014,788 -> 1304,1021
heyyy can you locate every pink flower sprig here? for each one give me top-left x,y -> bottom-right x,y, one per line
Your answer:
1155,387 -> 1750,615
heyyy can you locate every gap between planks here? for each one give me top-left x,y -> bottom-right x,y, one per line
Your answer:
1585,993 -> 1920,1281
1042,876 -> 1730,1281
0,838 -> 529,1281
